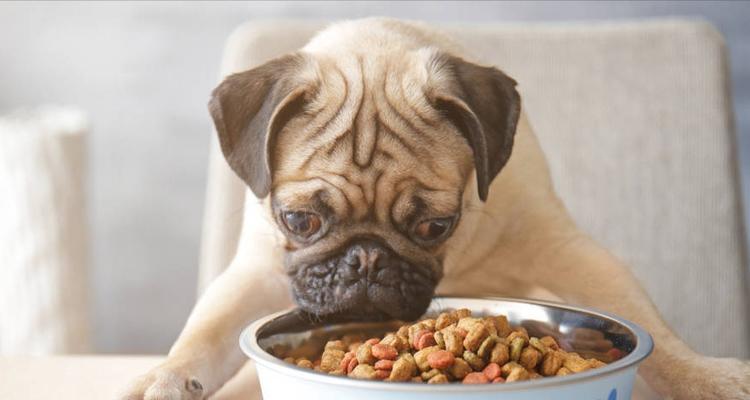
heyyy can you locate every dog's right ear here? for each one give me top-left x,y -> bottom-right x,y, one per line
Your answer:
209,53 -> 315,199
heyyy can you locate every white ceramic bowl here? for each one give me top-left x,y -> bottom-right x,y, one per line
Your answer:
240,297 -> 653,400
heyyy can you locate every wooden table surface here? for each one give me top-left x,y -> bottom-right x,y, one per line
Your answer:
0,356 -> 660,399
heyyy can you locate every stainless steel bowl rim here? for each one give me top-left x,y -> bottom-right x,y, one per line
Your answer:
240,296 -> 653,392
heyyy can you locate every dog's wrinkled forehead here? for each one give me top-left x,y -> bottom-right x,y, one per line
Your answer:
209,48 -> 521,206
272,53 -> 472,225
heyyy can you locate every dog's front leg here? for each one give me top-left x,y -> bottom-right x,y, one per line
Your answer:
117,256 -> 291,400
524,232 -> 750,399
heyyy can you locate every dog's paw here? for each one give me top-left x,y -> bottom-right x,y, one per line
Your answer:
669,357 -> 750,400
116,363 -> 204,400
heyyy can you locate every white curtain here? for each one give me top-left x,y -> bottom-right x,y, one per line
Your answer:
0,106 -> 90,354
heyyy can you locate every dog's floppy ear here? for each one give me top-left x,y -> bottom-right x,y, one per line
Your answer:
208,53 -> 314,198
429,54 -> 521,202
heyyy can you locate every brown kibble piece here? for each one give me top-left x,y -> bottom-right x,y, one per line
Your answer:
540,336 -> 560,350
510,337 -> 525,361
372,343 -> 398,360
463,324 -> 489,352
283,357 -> 295,364
519,347 -> 542,370
448,357 -> 472,380
477,335 -> 498,358
540,351 -> 564,376
463,372 -> 490,384
453,308 -> 472,319
493,315 -> 512,337
325,340 -> 347,352
500,361 -> 523,377
443,329 -> 464,356
365,338 -> 380,345
349,364 -> 377,380
506,367 -> 530,382
320,349 -> 345,372
489,342 -> 510,365
435,312 -> 457,330
427,373 -> 449,384
463,350 -> 486,371
427,350 -> 455,369
556,366 -> 572,376
421,368 -> 440,381
388,353 -> 417,381
492,377 -> 505,383
414,346 -> 440,372
356,343 -> 376,365
296,359 -> 313,369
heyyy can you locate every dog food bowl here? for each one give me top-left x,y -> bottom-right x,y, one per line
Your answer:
240,296 -> 653,400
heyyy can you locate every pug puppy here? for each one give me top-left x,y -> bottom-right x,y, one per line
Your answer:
120,18 -> 749,400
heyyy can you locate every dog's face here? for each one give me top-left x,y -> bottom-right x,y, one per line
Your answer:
209,50 -> 520,320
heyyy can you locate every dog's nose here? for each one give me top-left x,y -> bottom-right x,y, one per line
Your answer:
345,240 -> 389,275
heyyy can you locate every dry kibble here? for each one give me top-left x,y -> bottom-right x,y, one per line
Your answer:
477,335 -> 498,359
427,350 -> 456,369
371,343 -> 398,360
529,337 -> 548,355
510,337 -> 525,361
414,346 -> 440,372
463,324 -> 489,352
356,343 -> 377,365
374,369 -> 390,380
374,359 -> 394,370
501,361 -> 524,377
462,372 -> 490,384
434,331 -> 445,349
493,315 -> 512,337
320,349 -> 345,372
380,334 -> 409,353
415,331 -> 437,350
346,357 -> 359,374
448,357 -> 473,380
482,362 -> 502,380
463,350 -> 486,371
506,367 -> 530,382
428,373 -> 449,384
349,364 -> 377,380
279,309 -> 611,384
389,353 -> 417,381
519,347 -> 542,370
540,336 -> 560,350
325,340 -> 347,352
489,342 -> 510,365
421,368 -> 441,381
443,329 -> 464,356
435,312 -> 457,330
540,350 -> 564,376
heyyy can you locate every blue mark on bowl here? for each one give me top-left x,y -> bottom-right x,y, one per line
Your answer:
608,388 -> 617,400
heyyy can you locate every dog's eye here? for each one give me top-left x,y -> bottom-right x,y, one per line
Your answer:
282,211 -> 322,238
414,217 -> 454,242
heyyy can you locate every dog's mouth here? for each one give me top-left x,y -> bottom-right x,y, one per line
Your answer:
285,240 -> 438,321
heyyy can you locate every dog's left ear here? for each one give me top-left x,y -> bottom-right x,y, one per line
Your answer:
208,52 -> 315,199
428,53 -> 521,202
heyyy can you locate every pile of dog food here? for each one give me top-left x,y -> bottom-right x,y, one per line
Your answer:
279,309 -> 611,384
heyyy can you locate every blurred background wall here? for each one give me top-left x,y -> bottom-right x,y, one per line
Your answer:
0,1 -> 747,354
